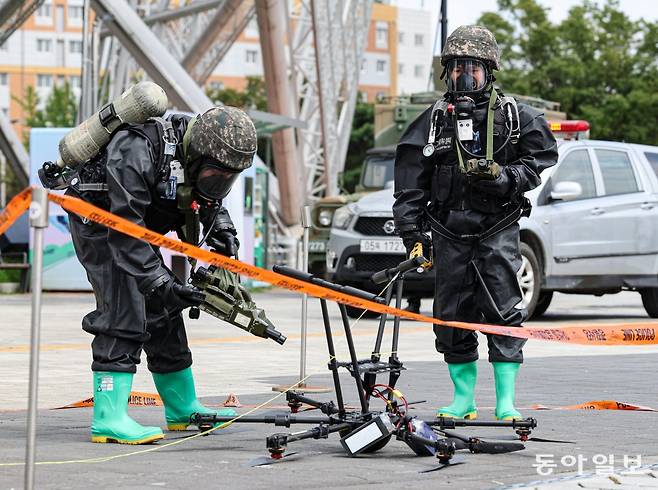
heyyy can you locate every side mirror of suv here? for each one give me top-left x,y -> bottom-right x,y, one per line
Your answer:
550,181 -> 583,201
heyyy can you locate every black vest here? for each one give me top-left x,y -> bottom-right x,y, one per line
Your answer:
76,115 -> 190,235
429,101 -> 520,215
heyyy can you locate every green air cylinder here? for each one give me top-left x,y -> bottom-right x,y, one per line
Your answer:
55,81 -> 168,169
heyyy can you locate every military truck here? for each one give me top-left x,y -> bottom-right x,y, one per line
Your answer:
308,91 -> 567,276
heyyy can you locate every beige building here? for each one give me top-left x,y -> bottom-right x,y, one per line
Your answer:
207,2 -> 433,102
1,1 -> 433,140
0,0 -> 85,139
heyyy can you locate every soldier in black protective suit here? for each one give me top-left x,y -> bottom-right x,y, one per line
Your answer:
67,106 -> 257,444
393,26 -> 558,420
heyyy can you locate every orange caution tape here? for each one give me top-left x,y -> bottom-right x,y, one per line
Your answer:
0,188 -> 32,236
34,189 -> 658,346
127,391 -> 163,407
53,397 -> 94,409
54,391 -> 163,409
530,400 -> 657,411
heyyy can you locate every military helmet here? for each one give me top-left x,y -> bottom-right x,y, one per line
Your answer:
184,106 -> 257,202
186,106 -> 257,171
440,25 -> 500,70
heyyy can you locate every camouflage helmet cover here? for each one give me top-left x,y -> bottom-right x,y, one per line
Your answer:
441,25 -> 500,70
187,106 -> 257,171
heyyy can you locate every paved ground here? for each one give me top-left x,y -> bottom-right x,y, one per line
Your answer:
1,290 -> 658,488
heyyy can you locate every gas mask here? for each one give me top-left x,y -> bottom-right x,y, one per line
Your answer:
445,58 -> 491,100
194,160 -> 241,204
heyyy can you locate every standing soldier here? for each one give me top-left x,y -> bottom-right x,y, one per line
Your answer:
393,26 -> 558,420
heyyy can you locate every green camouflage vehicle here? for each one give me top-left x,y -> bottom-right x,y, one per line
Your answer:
308,91 -> 566,276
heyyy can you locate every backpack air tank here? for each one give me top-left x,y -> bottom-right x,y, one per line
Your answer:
39,81 -> 169,190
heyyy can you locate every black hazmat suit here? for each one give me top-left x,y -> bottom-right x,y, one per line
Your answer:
67,114 -> 229,373
393,93 -> 558,364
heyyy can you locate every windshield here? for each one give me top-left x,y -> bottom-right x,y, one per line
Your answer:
361,156 -> 395,189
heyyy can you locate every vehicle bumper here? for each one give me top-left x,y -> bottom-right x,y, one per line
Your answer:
332,245 -> 435,297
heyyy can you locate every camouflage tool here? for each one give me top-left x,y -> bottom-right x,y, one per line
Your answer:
460,158 -> 501,180
190,266 -> 286,345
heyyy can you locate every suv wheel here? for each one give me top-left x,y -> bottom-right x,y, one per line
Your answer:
309,261 -> 328,280
532,291 -> 553,318
518,243 -> 541,318
640,288 -> 658,318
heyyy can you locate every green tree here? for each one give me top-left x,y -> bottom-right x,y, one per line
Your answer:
42,81 -> 78,127
4,82 -> 78,200
206,76 -> 267,111
207,76 -> 269,164
478,0 -> 658,144
13,82 -> 78,146
16,86 -> 45,128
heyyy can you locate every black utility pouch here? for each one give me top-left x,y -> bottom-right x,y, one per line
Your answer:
433,164 -> 453,206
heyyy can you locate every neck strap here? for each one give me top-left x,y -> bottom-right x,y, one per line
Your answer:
456,86 -> 498,170
485,86 -> 497,162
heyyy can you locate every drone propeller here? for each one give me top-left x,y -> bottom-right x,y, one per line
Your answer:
468,433 -> 574,444
469,439 -> 525,454
405,399 -> 427,406
437,430 -> 525,454
419,454 -> 466,473
528,437 -> 575,444
247,452 -> 299,467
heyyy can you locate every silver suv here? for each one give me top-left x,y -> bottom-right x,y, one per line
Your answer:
327,139 -> 658,319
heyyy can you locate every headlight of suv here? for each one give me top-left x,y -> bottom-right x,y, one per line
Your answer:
326,249 -> 337,270
332,206 -> 354,230
318,208 -> 334,227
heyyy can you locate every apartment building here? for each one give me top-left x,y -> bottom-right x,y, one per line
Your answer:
208,2 -> 433,102
0,0 -> 85,138
396,6 -> 434,95
1,1 -> 433,140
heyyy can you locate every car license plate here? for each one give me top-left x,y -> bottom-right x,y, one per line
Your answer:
308,240 -> 326,253
359,239 -> 405,254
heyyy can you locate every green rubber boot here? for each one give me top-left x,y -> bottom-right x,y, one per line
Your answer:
437,361 -> 478,419
152,367 -> 237,431
493,362 -> 522,420
91,372 -> 164,444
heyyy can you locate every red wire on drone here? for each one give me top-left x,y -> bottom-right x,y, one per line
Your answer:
370,384 -> 410,430
372,384 -> 409,413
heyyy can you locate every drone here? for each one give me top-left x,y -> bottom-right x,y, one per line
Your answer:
192,257 -> 567,469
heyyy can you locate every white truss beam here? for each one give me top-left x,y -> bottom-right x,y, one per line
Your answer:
88,0 -> 370,238
182,0 -> 256,85
0,110 -> 29,187
91,0 -> 214,112
290,0 -> 372,199
0,0 -> 44,47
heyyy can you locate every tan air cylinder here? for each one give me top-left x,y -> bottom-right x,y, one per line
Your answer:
56,81 -> 168,168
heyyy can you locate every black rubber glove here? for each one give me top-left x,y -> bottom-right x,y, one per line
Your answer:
154,277 -> 205,310
401,232 -> 429,255
400,232 -> 432,269
207,230 -> 240,257
472,166 -> 514,197
201,206 -> 240,257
